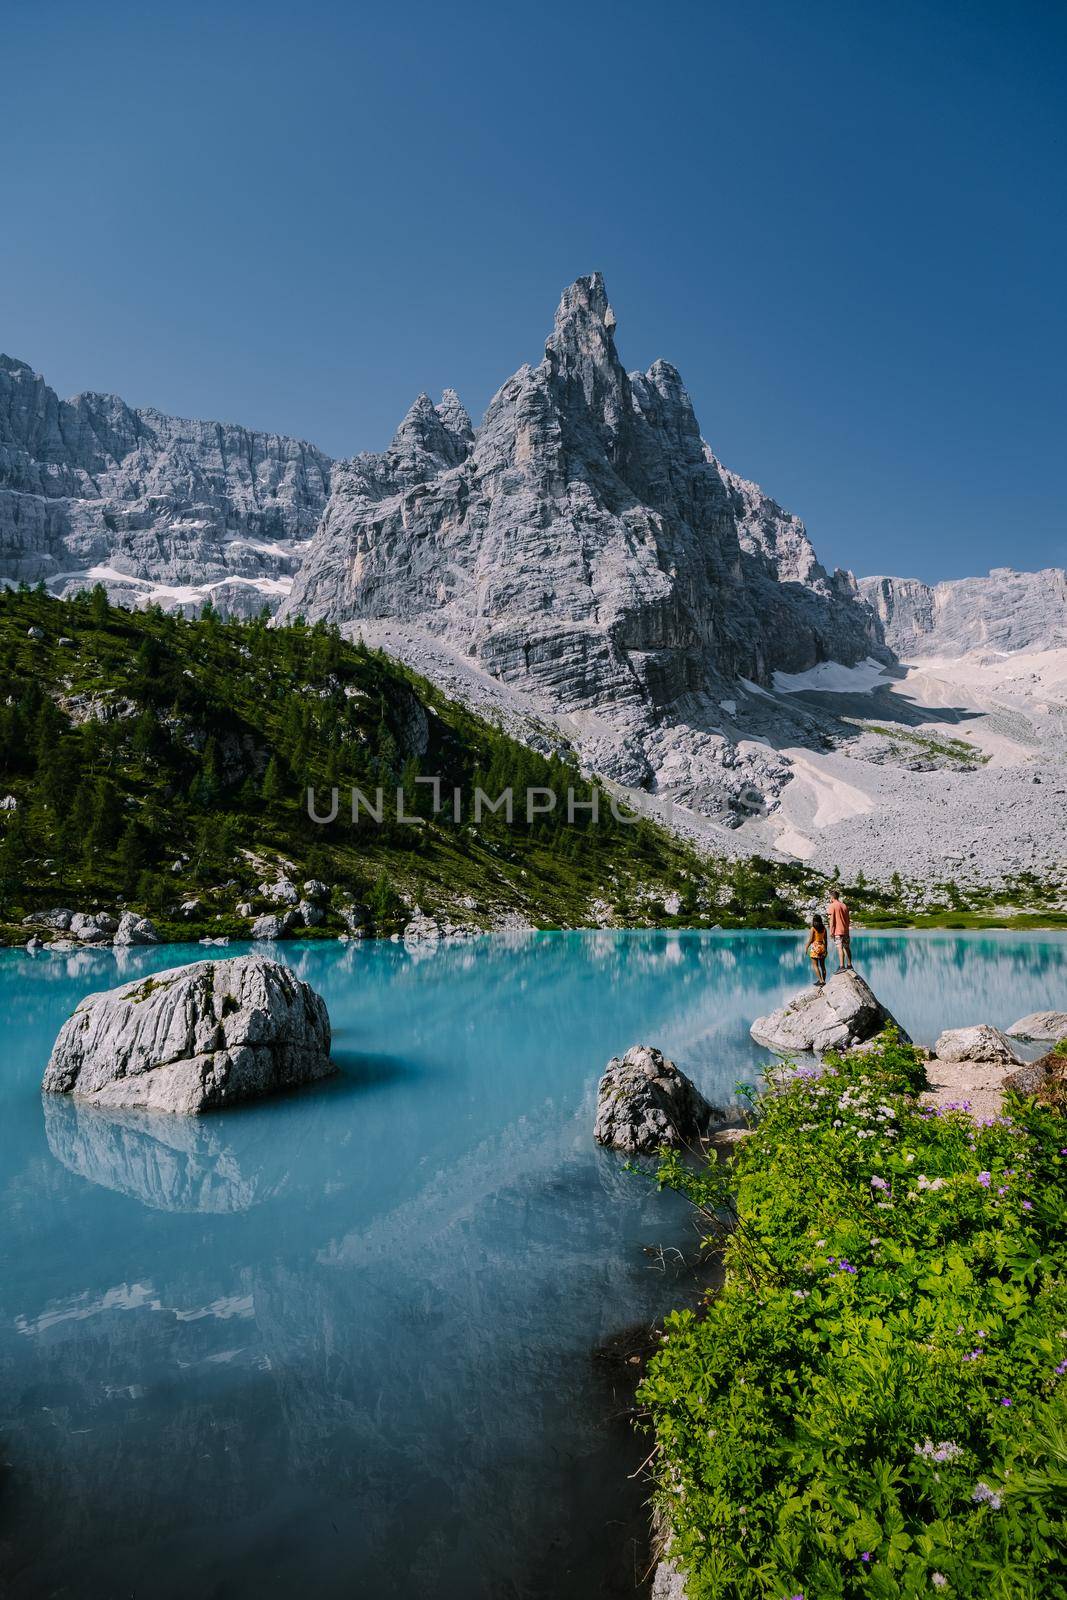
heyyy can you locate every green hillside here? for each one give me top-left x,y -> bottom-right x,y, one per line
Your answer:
0,586 -> 814,944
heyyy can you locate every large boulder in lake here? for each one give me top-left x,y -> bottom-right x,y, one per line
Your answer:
934,1024 -> 1023,1065
751,970 -> 909,1055
42,956 -> 333,1114
1007,1010 -> 1067,1044
594,1044 -> 723,1154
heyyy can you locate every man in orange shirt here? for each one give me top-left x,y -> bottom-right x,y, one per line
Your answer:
828,887 -> 853,971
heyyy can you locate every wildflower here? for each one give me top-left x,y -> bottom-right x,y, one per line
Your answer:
1054,1360 -> 1067,1377
861,1552 -> 871,1562
931,1576 -> 947,1590
915,1439 -> 962,1462
1022,1200 -> 1033,1211
977,1171 -> 991,1188
972,1481 -> 1001,1509
1000,1397 -> 1011,1407
870,1175 -> 889,1191
837,1260 -> 857,1274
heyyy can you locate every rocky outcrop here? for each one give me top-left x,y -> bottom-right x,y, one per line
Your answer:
751,971 -> 908,1055
69,911 -> 118,944
594,1044 -> 723,1154
0,352 -> 330,613
857,568 -> 1067,657
279,274 -> 880,815
42,955 -> 333,1113
251,911 -> 296,941
1007,1010 -> 1067,1043
933,1024 -> 1023,1065
112,911 -> 160,946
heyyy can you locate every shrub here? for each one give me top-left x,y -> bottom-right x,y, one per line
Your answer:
640,1034 -> 1067,1599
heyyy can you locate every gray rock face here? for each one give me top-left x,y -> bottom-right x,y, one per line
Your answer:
0,353 -> 330,614
251,911 -> 295,941
594,1043 -> 722,1154
69,911 -> 118,944
1007,1010 -> 1067,1043
751,971 -> 908,1055
42,955 -> 333,1113
934,1024 -> 1023,1065
858,568 -> 1067,657
279,275 -> 880,810
112,911 -> 160,946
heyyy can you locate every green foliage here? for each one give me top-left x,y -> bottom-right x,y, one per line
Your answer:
0,588 -> 730,940
640,1036 -> 1067,1599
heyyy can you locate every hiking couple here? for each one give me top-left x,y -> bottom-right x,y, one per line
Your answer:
806,888 -> 853,986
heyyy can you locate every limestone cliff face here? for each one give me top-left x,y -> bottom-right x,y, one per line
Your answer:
858,568 -> 1067,657
0,354 -> 331,614
282,275 -> 877,716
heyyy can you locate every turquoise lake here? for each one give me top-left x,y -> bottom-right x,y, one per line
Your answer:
1,930 -> 1064,1598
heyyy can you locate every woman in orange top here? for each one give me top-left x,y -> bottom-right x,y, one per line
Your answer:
806,913 -> 828,986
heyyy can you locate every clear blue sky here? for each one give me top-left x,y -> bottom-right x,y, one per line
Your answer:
3,0 -> 1064,582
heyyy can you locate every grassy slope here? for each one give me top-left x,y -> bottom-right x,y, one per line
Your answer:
0,587 -> 818,942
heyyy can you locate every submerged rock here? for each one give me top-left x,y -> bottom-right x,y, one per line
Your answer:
42,955 -> 333,1114
1006,1010 -> 1067,1043
751,970 -> 909,1055
594,1044 -> 723,1154
933,1024 -> 1022,1065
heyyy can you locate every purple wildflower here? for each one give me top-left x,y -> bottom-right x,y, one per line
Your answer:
870,1175 -> 889,1191
1000,1397 -> 1012,1406
1022,1200 -> 1033,1211
977,1171 -> 992,1188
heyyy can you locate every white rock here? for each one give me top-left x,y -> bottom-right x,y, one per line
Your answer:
259,878 -> 299,906
69,911 -> 119,944
402,910 -> 441,943
297,900 -> 324,928
42,955 -> 333,1113
112,911 -> 160,947
251,911 -> 295,941
751,971 -> 909,1055
302,879 -> 330,901
235,901 -> 253,918
934,1025 -> 1023,1065
1006,1010 -> 1067,1043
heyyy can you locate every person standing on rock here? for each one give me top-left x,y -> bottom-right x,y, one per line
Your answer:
828,887 -> 854,972
806,914 -> 828,986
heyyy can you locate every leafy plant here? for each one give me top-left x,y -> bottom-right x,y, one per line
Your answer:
639,1034 -> 1067,1598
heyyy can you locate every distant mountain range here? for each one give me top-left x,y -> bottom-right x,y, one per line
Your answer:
3,277 -> 1063,887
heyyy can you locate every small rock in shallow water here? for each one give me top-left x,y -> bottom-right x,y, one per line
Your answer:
594,1044 -> 724,1155
934,1024 -> 1022,1065
1006,1010 -> 1067,1043
42,955 -> 333,1114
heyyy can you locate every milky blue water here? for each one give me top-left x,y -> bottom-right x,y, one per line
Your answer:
1,931 -> 1064,1599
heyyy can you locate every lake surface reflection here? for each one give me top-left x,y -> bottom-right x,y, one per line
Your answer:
1,931 -> 1064,1597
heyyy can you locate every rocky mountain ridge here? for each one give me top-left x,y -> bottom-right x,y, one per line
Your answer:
3,280 -> 1063,884
0,352 -> 331,616
859,567 -> 1067,658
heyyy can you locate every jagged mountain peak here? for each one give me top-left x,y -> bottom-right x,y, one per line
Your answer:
0,353 -> 35,376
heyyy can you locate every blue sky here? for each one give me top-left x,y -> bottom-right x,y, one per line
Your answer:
3,0 -> 1064,582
